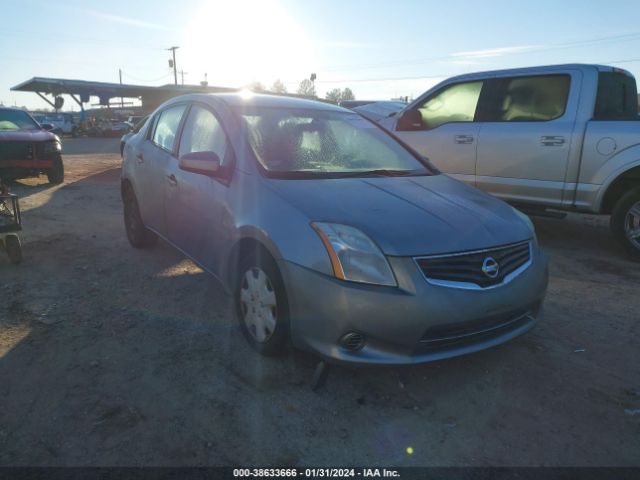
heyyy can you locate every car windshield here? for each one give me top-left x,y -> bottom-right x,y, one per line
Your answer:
237,107 -> 432,178
0,110 -> 40,131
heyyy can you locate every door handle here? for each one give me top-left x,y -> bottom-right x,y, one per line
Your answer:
454,134 -> 474,144
541,135 -> 566,147
167,174 -> 177,186
136,153 -> 144,164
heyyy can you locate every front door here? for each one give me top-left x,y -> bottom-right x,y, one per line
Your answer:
394,80 -> 486,185
165,103 -> 231,275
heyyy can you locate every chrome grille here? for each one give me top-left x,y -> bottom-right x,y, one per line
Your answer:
415,241 -> 531,289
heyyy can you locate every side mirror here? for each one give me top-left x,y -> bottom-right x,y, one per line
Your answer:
179,151 -> 221,177
396,109 -> 422,131
41,123 -> 54,131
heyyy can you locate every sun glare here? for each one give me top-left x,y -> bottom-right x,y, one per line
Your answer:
183,0 -> 315,89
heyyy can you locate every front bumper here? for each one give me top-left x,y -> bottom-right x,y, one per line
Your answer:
278,244 -> 548,365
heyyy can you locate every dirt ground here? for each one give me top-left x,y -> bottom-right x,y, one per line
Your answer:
0,138 -> 638,466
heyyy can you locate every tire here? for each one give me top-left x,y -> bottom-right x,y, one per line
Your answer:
235,249 -> 290,356
610,187 -> 640,261
123,188 -> 157,248
5,234 -> 22,264
47,157 -> 64,184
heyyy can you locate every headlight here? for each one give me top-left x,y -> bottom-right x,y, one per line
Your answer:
311,222 -> 397,286
43,141 -> 61,154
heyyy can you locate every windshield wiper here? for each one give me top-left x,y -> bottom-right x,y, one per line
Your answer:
330,169 -> 423,178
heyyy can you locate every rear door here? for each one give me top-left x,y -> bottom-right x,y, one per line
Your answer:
393,80 -> 487,184
136,103 -> 187,235
475,71 -> 581,206
164,103 -> 233,274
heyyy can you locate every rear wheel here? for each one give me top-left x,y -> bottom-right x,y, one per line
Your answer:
235,250 -> 289,356
610,187 -> 640,261
5,234 -> 22,264
47,157 -> 64,184
123,188 -> 157,248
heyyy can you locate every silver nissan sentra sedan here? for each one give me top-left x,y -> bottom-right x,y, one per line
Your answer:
121,93 -> 548,365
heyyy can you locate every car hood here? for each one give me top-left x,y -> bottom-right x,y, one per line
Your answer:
0,130 -> 57,142
267,174 -> 532,256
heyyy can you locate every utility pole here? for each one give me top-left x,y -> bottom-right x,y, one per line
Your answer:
118,68 -> 124,109
179,69 -> 188,85
167,46 -> 179,85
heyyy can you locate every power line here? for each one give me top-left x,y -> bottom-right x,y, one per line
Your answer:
316,31 -> 640,73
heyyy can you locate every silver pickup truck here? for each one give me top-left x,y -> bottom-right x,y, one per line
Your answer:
378,64 -> 640,259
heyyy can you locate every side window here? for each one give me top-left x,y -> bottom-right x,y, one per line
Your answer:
493,75 -> 570,122
594,72 -> 638,120
178,105 -> 228,163
151,104 -> 187,152
415,81 -> 483,130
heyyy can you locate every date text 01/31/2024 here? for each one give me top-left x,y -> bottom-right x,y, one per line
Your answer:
233,469 -> 401,478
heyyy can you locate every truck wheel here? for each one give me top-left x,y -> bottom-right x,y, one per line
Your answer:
47,157 -> 64,184
123,188 -> 157,248
610,187 -> 640,260
5,235 -> 22,264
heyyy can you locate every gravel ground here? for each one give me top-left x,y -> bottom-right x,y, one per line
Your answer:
0,138 -> 638,466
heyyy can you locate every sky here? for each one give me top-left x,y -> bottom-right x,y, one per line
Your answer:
2,0 -> 640,110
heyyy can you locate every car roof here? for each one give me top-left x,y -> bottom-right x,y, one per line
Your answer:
171,92 -> 350,113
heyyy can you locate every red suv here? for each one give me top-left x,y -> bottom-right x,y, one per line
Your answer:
0,108 -> 64,184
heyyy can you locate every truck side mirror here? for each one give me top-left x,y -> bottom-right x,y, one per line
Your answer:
396,109 -> 422,131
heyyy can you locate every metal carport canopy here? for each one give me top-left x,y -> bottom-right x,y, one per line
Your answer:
11,77 -> 238,110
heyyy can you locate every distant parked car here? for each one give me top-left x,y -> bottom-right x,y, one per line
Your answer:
88,119 -> 130,137
121,93 -> 548,365
352,101 -> 408,122
120,115 -> 148,157
339,100 -> 376,109
0,108 -> 64,183
31,112 -> 77,137
125,116 -> 144,131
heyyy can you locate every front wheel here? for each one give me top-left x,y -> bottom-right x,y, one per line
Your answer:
610,187 -> 640,261
235,250 -> 290,356
47,157 -> 64,184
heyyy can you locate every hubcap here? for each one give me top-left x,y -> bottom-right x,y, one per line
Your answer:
239,267 -> 277,343
625,201 -> 640,249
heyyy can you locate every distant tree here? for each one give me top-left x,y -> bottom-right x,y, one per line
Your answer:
325,88 -> 342,104
341,87 -> 355,101
270,79 -> 288,94
246,81 -> 266,92
297,78 -> 316,97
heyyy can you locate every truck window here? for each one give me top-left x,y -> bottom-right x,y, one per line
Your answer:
594,72 -> 638,120
490,75 -> 570,122
415,81 -> 483,130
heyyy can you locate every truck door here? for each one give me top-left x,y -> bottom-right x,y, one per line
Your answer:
475,71 -> 581,207
393,80 -> 487,185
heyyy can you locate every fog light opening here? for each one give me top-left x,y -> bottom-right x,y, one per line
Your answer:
339,332 -> 365,351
